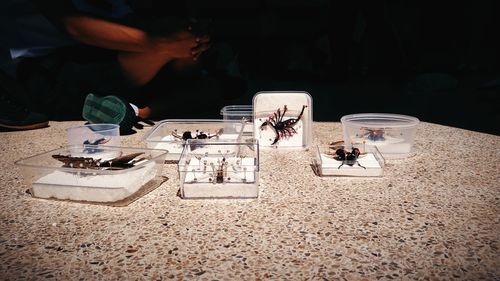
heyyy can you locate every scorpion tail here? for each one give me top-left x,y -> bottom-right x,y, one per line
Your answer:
297,105 -> 307,121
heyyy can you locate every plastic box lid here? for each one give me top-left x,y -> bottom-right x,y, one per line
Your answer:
340,113 -> 420,159
220,105 -> 253,118
143,119 -> 251,161
341,113 -> 419,128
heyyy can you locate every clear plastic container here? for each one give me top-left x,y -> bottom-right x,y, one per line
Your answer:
220,105 -> 253,121
143,119 -> 252,161
313,144 -> 385,177
341,113 -> 419,159
220,105 -> 254,136
178,139 -> 259,199
15,145 -> 168,206
253,91 -> 313,149
66,123 -> 120,148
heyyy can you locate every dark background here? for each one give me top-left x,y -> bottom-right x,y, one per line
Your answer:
141,0 -> 500,135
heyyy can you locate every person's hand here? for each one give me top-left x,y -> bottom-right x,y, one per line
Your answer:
151,30 -> 210,61
191,35 -> 211,61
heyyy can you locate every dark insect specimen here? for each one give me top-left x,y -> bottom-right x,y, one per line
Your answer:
259,105 -> 307,145
358,128 -> 386,142
52,154 -> 101,169
331,148 -> 366,169
172,128 -> 223,141
52,152 -> 146,170
215,158 -> 225,183
208,158 -> 229,184
173,128 -> 224,151
99,152 -> 146,169
82,138 -> 111,153
83,138 -> 110,145
329,140 -> 344,150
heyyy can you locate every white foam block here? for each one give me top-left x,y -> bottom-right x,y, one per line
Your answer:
319,152 -> 383,177
32,162 -> 157,202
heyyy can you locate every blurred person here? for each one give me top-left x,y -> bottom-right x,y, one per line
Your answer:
0,0 -> 212,132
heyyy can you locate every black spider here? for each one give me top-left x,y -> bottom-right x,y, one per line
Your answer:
172,128 -> 224,151
259,105 -> 307,145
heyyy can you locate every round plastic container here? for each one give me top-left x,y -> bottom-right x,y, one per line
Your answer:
341,113 -> 419,159
66,124 -> 120,147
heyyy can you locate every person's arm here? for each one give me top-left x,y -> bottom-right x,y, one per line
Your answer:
62,16 -> 159,53
33,0 -> 208,56
62,16 -> 210,57
116,35 -> 210,86
63,16 -> 211,85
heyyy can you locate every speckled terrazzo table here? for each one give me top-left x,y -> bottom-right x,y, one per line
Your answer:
1,121 -> 499,280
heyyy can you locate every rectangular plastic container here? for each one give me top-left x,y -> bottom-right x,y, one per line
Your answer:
178,139 -> 259,199
313,145 -> 385,177
220,105 -> 254,136
15,145 -> 168,206
253,91 -> 313,149
143,119 -> 252,161
220,105 -> 253,121
341,113 -> 419,159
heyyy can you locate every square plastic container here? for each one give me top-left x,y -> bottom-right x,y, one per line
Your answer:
178,139 -> 259,199
143,119 -> 252,161
15,145 -> 168,206
220,105 -> 254,136
253,91 -> 313,149
314,145 -> 385,177
341,113 -> 419,159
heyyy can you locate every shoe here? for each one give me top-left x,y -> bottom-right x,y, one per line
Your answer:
82,93 -> 138,134
0,72 -> 49,131
0,94 -> 49,131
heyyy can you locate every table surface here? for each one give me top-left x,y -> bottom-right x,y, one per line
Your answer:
1,121 -> 498,280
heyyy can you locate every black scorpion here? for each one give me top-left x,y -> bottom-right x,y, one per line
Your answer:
259,105 -> 307,145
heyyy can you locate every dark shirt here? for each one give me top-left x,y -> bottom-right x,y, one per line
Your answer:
0,0 -> 132,75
